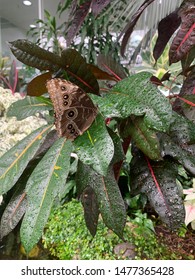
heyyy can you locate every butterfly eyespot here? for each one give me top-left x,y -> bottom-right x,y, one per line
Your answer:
68,110 -> 75,118
61,86 -> 66,91
63,101 -> 68,106
63,94 -> 69,100
67,124 -> 73,129
70,128 -> 75,134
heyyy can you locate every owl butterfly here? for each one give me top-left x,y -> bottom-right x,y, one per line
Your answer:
46,78 -> 98,140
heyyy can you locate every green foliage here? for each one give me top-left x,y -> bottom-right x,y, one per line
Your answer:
42,200 -> 176,260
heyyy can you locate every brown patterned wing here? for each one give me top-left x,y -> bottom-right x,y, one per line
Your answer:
46,78 -> 97,139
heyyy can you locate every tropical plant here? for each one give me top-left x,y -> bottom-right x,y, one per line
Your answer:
0,0 -> 194,255
183,179 -> 195,230
0,59 -> 20,94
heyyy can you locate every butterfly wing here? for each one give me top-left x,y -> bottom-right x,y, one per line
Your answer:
46,78 -> 97,139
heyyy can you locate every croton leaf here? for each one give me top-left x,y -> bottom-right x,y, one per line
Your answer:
130,150 -> 185,229
153,9 -> 181,62
7,96 -> 52,120
74,114 -> 114,176
0,185 -> 27,239
76,161 -> 126,238
66,1 -> 91,46
20,138 -> 72,253
0,125 -> 52,195
90,72 -> 172,133
181,46 -> 195,71
180,68 -> 195,96
91,0 -> 111,17
9,40 -> 99,95
81,187 -> 99,237
97,53 -> 127,80
27,72 -> 52,96
119,116 -> 161,161
120,0 -> 155,56
60,49 -> 99,94
87,64 -> 117,81
9,39 -> 62,72
160,133 -> 195,176
169,0 -> 195,64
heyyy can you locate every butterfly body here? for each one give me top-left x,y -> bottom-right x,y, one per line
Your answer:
46,78 -> 97,139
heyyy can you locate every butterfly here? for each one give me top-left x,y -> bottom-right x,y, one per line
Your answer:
46,78 -> 97,140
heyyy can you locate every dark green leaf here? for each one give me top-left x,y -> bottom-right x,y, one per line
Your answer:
120,116 -> 161,161
76,161 -> 126,238
81,187 -> 99,237
9,39 -> 62,72
130,151 -> 185,229
90,72 -> 172,132
0,184 -> 27,239
20,138 -> 72,253
60,48 -> 99,94
7,96 -> 52,120
74,114 -> 114,176
0,125 -> 52,195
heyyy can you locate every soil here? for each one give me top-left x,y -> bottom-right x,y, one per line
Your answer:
155,224 -> 195,259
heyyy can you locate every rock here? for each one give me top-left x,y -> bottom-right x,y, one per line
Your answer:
114,242 -> 137,259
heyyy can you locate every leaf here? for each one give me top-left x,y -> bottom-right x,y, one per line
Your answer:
9,39 -> 62,72
7,96 -> 52,120
27,72 -> 52,96
60,48 -> 99,94
0,125 -> 52,195
169,0 -> 195,64
76,161 -> 126,238
180,68 -> 195,96
97,53 -> 127,80
74,114 -> 114,176
130,151 -> 185,229
184,200 -> 195,226
87,64 -> 117,81
0,185 -> 27,239
91,0 -> 111,17
120,116 -> 161,161
9,60 -> 19,93
20,138 -> 72,253
153,9 -> 181,62
160,133 -> 195,176
119,0 -> 155,56
90,72 -> 172,132
66,1 -> 91,46
81,187 -> 99,236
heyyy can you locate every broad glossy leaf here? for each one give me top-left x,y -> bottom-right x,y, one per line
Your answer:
27,72 -> 52,96
81,187 -> 99,237
9,39 -> 62,72
60,49 -> 99,94
160,133 -> 195,176
0,125 -> 52,195
120,116 -> 161,161
90,72 -> 172,132
97,53 -> 127,80
153,9 -> 181,62
87,64 -> 117,81
7,96 -> 52,120
74,114 -> 114,176
0,185 -> 27,239
169,1 -> 195,64
130,151 -> 185,229
20,138 -> 72,253
76,161 -> 126,238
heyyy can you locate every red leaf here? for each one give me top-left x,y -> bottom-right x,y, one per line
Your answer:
97,53 -> 127,81
91,0 -> 111,17
66,1 -> 91,46
119,0 -> 155,56
169,1 -> 195,64
153,9 -> 181,62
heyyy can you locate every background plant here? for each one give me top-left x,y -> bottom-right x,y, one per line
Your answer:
0,0 -> 194,256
